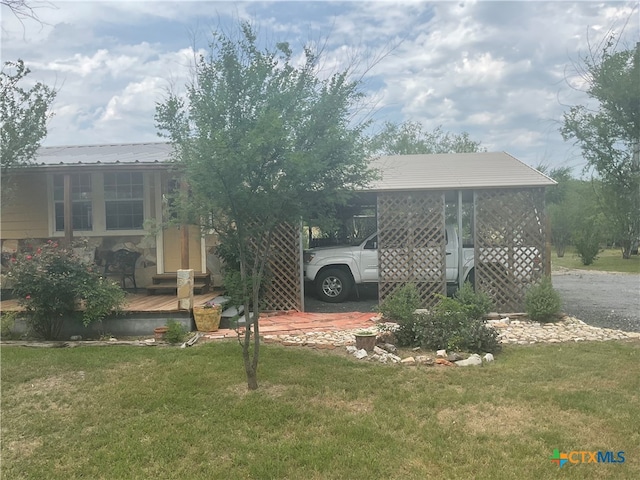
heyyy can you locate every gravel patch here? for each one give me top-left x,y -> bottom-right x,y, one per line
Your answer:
552,269 -> 640,333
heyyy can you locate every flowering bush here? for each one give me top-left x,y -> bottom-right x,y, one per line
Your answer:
8,240 -> 126,340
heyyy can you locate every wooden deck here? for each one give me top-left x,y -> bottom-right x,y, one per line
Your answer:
0,290 -> 225,314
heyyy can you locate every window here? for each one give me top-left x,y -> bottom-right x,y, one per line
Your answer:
54,174 -> 92,231
104,172 -> 144,230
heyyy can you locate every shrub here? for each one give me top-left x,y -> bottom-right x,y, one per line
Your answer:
378,283 -> 421,322
165,320 -> 187,344
453,281 -> 493,320
378,284 -> 422,346
574,229 -> 600,265
525,277 -> 562,322
385,292 -> 501,353
8,241 -> 125,340
0,312 -> 17,339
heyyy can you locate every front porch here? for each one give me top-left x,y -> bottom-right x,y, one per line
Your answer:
0,291 -> 376,340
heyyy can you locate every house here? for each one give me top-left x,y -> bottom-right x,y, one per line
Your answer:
1,145 -> 556,313
0,143 -> 220,292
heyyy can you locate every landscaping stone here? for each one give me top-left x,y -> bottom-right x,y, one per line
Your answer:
354,349 -> 368,359
436,358 -> 454,366
382,343 -> 398,354
455,354 -> 482,367
401,357 -> 416,365
483,353 -> 495,363
373,346 -> 387,356
447,352 -> 464,362
415,356 -> 434,366
346,346 -> 357,354
436,349 -> 447,358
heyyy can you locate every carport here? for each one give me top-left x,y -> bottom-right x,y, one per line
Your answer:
258,152 -> 556,313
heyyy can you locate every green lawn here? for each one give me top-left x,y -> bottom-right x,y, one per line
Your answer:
2,341 -> 639,479
551,247 -> 640,274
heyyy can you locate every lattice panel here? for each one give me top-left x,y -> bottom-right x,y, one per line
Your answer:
377,192 -> 445,307
475,188 -> 547,312
265,223 -> 302,311
248,222 -> 302,312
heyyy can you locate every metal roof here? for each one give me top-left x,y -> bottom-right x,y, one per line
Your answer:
31,142 -> 173,166
367,152 -> 556,191
26,144 -> 555,190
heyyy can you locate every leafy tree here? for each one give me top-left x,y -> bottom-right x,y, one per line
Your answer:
156,23 -> 375,390
1,59 -> 56,203
369,121 -> 485,155
1,59 -> 56,171
537,165 -> 574,257
561,37 -> 640,258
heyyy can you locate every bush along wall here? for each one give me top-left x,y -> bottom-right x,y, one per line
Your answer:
8,240 -> 126,340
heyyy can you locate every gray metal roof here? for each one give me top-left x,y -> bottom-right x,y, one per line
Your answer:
367,152 -> 556,191
27,144 -> 554,190
32,142 -> 173,166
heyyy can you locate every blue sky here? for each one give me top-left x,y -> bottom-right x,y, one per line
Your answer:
2,1 -> 638,174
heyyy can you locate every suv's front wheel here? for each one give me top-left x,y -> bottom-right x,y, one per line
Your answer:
315,268 -> 352,303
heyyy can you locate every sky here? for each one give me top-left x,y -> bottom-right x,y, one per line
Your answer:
2,1 -> 639,174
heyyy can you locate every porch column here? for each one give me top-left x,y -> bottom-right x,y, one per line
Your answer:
180,180 -> 189,269
63,173 -> 73,245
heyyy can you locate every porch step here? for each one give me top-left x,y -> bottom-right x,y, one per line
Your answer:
148,272 -> 211,295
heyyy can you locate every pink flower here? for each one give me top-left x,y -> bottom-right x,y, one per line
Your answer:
52,243 -> 58,248
10,257 -> 16,263
26,255 -> 32,260
36,248 -> 42,254
26,295 -> 31,300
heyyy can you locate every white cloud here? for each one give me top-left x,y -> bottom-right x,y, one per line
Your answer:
1,1 -> 638,172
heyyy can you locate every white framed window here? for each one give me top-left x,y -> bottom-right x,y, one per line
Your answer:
48,171 -> 151,236
104,172 -> 144,230
53,173 -> 93,231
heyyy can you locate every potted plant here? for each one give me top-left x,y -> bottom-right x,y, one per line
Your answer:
193,300 -> 223,332
354,329 -> 377,351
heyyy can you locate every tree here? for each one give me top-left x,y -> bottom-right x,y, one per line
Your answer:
561,37 -> 640,259
369,121 -> 485,155
156,23 -> 375,390
1,0 -> 48,23
537,165 -> 574,257
1,59 -> 56,173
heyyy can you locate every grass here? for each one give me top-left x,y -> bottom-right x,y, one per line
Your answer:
551,247 -> 640,274
2,340 -> 639,479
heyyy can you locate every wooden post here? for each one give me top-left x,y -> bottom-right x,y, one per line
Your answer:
63,174 -> 73,245
180,180 -> 189,269
545,213 -> 552,277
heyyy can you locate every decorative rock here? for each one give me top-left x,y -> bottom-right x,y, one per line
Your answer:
388,354 -> 402,363
447,352 -> 464,362
382,343 -> 398,354
401,357 -> 416,365
354,349 -> 368,359
373,346 -> 387,356
346,346 -> 357,354
483,353 -> 494,363
435,358 -> 454,366
415,356 -> 434,366
455,354 -> 482,367
69,335 -> 82,341
436,349 -> 447,358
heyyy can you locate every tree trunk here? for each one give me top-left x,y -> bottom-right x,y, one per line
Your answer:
556,244 -> 566,258
621,239 -> 631,259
